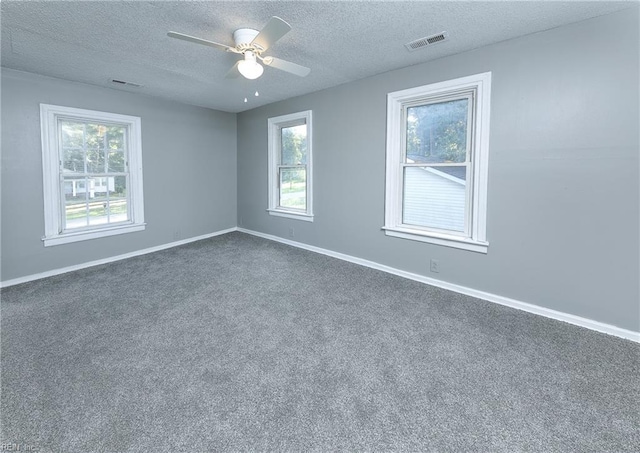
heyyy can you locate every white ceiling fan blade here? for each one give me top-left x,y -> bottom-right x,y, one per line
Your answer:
225,61 -> 241,79
167,31 -> 232,52
264,57 -> 310,77
251,16 -> 291,51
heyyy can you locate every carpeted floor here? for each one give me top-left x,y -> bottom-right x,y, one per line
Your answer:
1,232 -> 638,452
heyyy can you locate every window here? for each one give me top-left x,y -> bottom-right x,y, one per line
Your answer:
267,110 -> 313,221
40,104 -> 145,246
384,72 -> 491,253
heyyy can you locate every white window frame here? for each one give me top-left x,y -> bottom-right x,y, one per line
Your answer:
40,104 -> 145,246
383,72 -> 491,253
267,110 -> 313,222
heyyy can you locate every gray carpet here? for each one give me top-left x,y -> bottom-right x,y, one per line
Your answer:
1,232 -> 638,452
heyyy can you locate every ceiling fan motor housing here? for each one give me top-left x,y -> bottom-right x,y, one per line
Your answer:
233,28 -> 261,51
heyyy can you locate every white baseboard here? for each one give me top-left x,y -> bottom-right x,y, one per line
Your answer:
3,226 -> 637,343
0,227 -> 238,289
238,228 -> 640,343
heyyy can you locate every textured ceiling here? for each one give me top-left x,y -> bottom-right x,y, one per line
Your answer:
1,1 -> 634,113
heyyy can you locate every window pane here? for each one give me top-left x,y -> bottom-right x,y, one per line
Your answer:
87,196 -> 109,226
85,123 -> 107,149
281,124 -> 307,165
88,177 -> 129,226
403,166 -> 467,232
109,176 -> 129,223
406,98 -> 468,164
279,167 -> 306,210
60,121 -> 128,174
86,148 -> 105,173
60,121 -> 130,229
63,176 -> 129,230
60,121 -> 84,148
62,147 -> 85,173
107,126 -> 125,150
108,150 -> 125,172
64,178 -> 89,230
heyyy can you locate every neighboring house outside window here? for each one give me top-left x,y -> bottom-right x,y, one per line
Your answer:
40,104 -> 145,246
384,72 -> 491,253
267,110 -> 313,222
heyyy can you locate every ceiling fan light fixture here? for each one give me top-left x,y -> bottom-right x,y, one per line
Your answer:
238,51 -> 264,79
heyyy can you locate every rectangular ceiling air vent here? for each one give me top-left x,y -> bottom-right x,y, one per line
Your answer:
111,79 -> 142,88
405,31 -> 448,52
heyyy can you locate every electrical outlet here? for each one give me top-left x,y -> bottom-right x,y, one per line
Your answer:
173,229 -> 181,241
288,227 -> 295,238
430,259 -> 440,273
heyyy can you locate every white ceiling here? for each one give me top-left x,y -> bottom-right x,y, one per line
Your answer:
1,1 -> 633,113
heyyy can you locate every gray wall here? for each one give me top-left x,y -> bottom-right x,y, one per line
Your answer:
1,69 -> 237,281
237,9 -> 640,331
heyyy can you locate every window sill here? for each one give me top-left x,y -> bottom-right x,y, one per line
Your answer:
42,223 -> 146,247
267,209 -> 314,222
382,226 -> 488,253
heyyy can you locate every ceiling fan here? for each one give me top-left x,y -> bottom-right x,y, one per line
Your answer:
168,16 -> 310,80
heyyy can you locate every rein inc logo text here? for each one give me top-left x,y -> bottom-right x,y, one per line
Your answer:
1,443 -> 38,452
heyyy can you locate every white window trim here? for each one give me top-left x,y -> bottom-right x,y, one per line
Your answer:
383,72 -> 491,253
267,110 -> 314,222
40,104 -> 145,247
